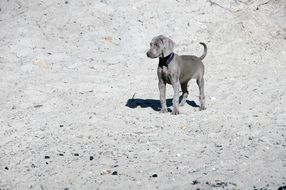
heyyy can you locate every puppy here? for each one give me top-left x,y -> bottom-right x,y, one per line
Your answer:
146,35 -> 207,115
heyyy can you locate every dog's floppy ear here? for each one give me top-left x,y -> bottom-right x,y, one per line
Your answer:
160,36 -> 175,57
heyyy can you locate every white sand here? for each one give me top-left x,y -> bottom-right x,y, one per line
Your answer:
0,0 -> 286,189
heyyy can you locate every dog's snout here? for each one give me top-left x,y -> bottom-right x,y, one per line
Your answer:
146,51 -> 150,57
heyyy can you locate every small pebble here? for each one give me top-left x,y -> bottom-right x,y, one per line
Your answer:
89,156 -> 94,161
151,174 -> 158,177
59,125 -> 64,127
5,166 -> 9,170
112,171 -> 118,175
74,153 -> 79,156
192,180 -> 199,185
65,1 -> 68,4
59,153 -> 64,156
45,156 -> 50,159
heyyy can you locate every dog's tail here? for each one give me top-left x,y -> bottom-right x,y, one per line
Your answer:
199,42 -> 207,60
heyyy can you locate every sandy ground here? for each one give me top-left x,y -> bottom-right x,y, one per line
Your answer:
0,0 -> 286,189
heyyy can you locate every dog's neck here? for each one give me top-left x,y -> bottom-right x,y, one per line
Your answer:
159,52 -> 174,67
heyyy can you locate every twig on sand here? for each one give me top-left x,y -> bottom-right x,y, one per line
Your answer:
234,0 -> 247,5
207,0 -> 233,13
132,93 -> 136,100
256,0 -> 272,10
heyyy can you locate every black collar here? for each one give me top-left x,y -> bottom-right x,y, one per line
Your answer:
159,52 -> 174,67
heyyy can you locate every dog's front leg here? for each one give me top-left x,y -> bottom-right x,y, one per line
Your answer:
158,81 -> 168,113
171,80 -> 180,115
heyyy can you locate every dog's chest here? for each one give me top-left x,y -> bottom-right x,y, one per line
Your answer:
160,66 -> 172,84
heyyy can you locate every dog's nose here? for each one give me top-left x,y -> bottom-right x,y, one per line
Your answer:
146,52 -> 150,57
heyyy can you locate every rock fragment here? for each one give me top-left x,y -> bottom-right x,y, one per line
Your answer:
112,171 -> 118,175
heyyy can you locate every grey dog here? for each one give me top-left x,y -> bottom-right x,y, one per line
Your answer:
146,35 -> 207,115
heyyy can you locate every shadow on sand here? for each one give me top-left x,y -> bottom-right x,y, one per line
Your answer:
125,98 -> 199,112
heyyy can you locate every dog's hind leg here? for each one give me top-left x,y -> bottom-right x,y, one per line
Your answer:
197,77 -> 206,110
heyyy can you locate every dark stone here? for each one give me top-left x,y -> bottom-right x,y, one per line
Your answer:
73,153 -> 79,156
59,125 -> 64,127
44,156 -> 50,159
112,171 -> 118,175
151,174 -> 158,177
47,52 -> 52,55
4,166 -> 8,170
34,105 -> 43,108
65,1 -> 68,4
192,180 -> 199,185
59,153 -> 64,156
89,156 -> 94,161
278,186 -> 286,190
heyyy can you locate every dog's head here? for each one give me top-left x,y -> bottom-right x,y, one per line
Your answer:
146,35 -> 175,59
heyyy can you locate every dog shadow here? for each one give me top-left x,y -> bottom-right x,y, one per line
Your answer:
125,98 -> 199,112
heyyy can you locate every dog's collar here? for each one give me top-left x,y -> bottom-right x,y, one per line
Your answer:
159,52 -> 174,66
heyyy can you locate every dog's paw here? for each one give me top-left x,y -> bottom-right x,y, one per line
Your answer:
159,108 -> 168,113
171,109 -> 180,115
